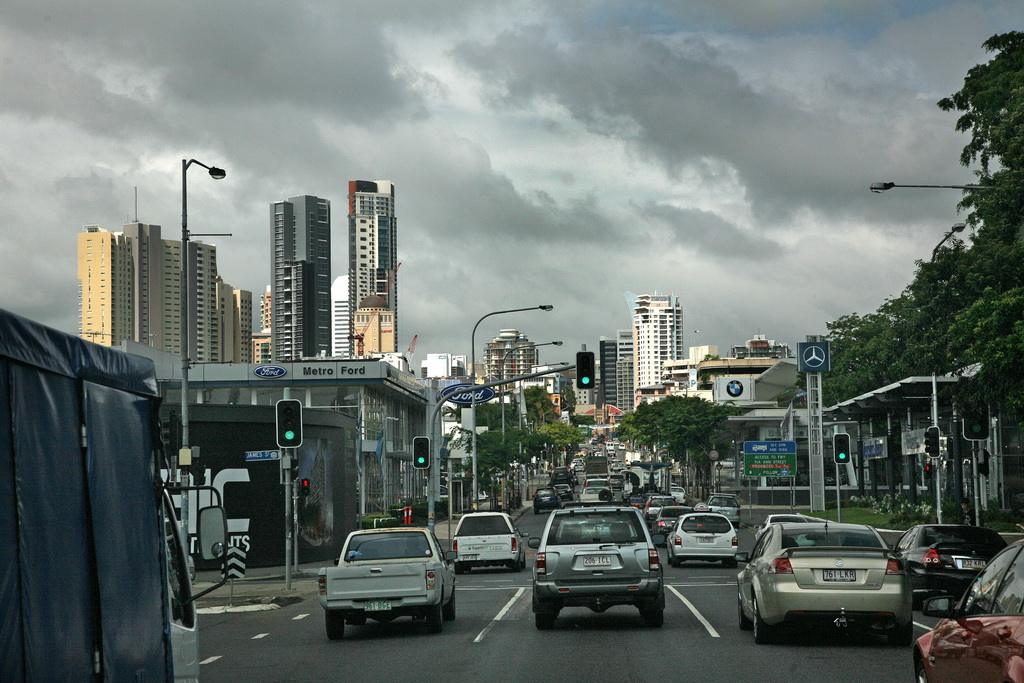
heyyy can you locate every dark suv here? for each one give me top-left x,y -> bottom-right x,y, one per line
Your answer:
533,487 -> 561,513
550,467 -> 575,487
528,506 -> 665,629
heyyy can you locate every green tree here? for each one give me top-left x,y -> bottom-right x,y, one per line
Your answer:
523,385 -> 558,426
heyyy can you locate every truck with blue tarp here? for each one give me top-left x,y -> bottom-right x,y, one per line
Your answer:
0,308 -> 226,681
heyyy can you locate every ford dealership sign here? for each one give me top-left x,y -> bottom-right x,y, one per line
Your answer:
253,365 -> 288,379
445,387 -> 496,405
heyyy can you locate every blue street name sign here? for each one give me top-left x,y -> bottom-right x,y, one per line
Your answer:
245,450 -> 281,462
743,441 -> 797,455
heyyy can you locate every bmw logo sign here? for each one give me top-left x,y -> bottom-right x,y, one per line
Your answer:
253,365 -> 288,379
726,380 -> 744,398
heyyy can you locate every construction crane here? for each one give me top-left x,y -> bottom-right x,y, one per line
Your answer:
348,263 -> 401,356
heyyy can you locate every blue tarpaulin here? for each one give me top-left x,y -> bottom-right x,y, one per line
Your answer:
0,308 -> 171,681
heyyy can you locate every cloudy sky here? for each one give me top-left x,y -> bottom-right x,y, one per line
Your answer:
2,1 -> 1020,368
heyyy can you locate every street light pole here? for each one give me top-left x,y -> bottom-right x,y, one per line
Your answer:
469,305 -> 553,508
499,340 -> 562,435
931,223 -> 967,261
179,158 -> 226,546
870,182 -> 986,193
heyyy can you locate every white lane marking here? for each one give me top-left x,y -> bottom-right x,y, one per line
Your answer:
199,656 -> 222,665
668,585 -> 720,638
251,633 -> 269,639
914,621 -> 932,631
473,587 -> 526,643
292,613 -> 310,620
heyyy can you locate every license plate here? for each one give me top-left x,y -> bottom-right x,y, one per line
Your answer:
956,558 -> 986,570
698,536 -> 716,544
822,569 -> 857,582
582,555 -> 613,567
363,601 -> 391,611
460,554 -> 479,560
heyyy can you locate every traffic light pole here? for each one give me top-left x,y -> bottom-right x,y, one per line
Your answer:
931,375 -> 943,524
426,364 -> 572,531
835,460 -> 842,523
283,447 -> 294,590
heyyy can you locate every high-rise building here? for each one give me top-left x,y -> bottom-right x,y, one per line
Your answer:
259,286 -> 272,332
270,195 -> 331,361
352,295 -> 395,356
483,329 -> 541,380
347,180 -> 397,355
217,278 -> 253,363
78,223 -> 248,362
331,275 -> 350,357
632,293 -> 684,399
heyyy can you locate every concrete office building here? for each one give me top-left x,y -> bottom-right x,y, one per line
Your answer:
348,180 -> 397,355
331,275 -> 350,357
78,223 -> 247,362
271,195 -> 332,361
632,293 -> 684,403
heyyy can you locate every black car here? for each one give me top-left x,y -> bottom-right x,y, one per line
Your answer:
650,505 -> 694,541
533,487 -> 562,513
892,523 -> 1008,608
550,467 -> 575,487
553,484 -> 574,501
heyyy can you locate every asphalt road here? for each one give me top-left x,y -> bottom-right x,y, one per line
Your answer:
197,506 -> 937,683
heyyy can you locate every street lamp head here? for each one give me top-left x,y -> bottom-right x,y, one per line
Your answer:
208,166 -> 227,180
951,222 -> 966,234
552,340 -> 564,346
539,305 -> 554,311
870,182 -> 894,193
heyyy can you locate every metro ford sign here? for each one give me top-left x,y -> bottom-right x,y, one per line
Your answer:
442,384 -> 496,405
253,365 -> 288,378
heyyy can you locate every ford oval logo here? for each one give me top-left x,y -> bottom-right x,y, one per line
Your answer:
253,365 -> 288,378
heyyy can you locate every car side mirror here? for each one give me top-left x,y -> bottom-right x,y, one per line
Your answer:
444,550 -> 458,562
922,595 -> 956,619
736,552 -> 750,563
651,533 -> 665,545
528,537 -> 541,549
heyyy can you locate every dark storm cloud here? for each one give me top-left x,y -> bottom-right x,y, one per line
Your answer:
638,201 -> 784,259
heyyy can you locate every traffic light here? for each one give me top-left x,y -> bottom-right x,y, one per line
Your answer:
962,410 -> 989,441
832,433 -> 851,465
413,436 -> 430,470
576,351 -> 595,389
275,399 -> 303,448
299,477 -> 310,497
923,462 -> 933,478
924,426 -> 941,458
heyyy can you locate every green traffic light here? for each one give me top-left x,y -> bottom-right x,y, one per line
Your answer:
285,430 -> 295,440
582,377 -> 591,385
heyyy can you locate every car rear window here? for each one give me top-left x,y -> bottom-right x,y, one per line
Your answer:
780,528 -> 883,548
659,507 -> 691,519
536,488 -> 556,495
457,516 -> 512,536
709,497 -> 739,507
769,515 -> 808,524
547,511 -> 646,545
650,497 -> 674,506
922,526 -> 1007,547
345,532 -> 432,561
680,515 -> 732,533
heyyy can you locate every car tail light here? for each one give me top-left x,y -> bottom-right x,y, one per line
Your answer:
886,559 -> 904,575
426,569 -> 437,590
769,557 -> 793,574
318,575 -> 326,595
511,537 -> 518,553
452,539 -> 458,552
732,536 -> 738,547
536,552 -> 547,576
648,548 -> 660,571
923,549 -> 940,565
673,536 -> 681,546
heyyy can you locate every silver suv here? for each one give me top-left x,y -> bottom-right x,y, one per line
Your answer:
528,506 -> 665,629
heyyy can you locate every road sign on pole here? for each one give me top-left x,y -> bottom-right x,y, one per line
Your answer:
743,441 -> 797,477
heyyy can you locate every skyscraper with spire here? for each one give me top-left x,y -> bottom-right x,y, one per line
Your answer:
347,180 -> 398,355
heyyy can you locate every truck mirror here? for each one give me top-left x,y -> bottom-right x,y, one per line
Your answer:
197,506 -> 227,561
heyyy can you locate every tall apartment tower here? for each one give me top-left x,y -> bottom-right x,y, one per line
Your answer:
632,293 -> 684,395
347,180 -> 397,355
78,223 -> 249,362
271,195 -> 331,361
483,329 -> 540,380
331,275 -> 350,357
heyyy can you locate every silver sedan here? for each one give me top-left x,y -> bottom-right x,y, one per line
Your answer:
736,522 -> 913,646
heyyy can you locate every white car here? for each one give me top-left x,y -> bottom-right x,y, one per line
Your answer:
666,512 -> 738,567
453,512 -> 527,573
753,513 -> 823,539
669,485 -> 687,505
704,494 -> 741,524
579,487 -> 614,503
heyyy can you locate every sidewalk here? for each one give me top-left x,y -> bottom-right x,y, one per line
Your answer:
193,501 -> 532,613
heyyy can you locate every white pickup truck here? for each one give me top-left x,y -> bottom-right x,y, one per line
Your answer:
317,528 -> 457,639
453,512 -> 527,573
